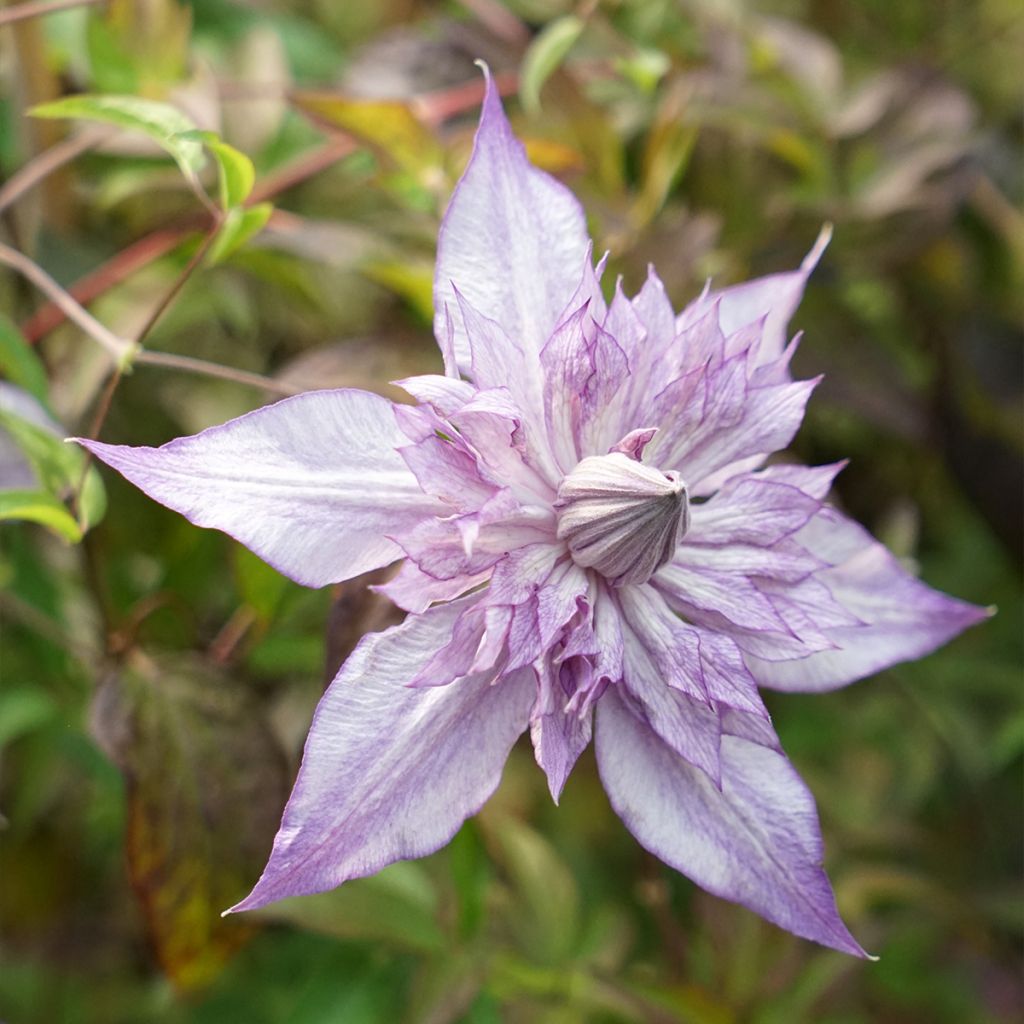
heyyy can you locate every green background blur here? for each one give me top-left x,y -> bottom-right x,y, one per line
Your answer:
1,1 -> 1021,1021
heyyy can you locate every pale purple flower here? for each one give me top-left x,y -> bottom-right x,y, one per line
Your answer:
78,73 -> 987,956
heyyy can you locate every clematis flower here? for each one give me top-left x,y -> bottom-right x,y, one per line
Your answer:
77,72 -> 987,956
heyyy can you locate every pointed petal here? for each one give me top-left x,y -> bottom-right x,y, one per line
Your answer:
686,476 -> 822,547
679,226 -> 831,370
434,68 -> 590,374
595,687 -> 868,956
451,388 -> 555,502
394,374 -> 477,416
618,584 -> 768,719
670,537 -> 825,583
603,278 -> 646,365
531,655 -> 594,802
655,563 -> 789,633
746,507 -> 990,691
399,433 -> 498,511
230,601 -> 534,911
77,390 -> 440,587
682,377 -> 821,496
374,560 -> 489,614
455,290 -> 560,484
614,675 -> 722,788
541,304 -> 630,467
556,243 -> 608,326
397,491 -> 553,580
632,267 -> 676,356
751,460 -> 847,501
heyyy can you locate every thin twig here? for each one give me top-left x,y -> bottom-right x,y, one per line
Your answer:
21,138 -> 357,344
77,221 -> 220,448
17,75 -> 501,344
457,0 -> 530,45
247,136 -> 355,204
20,227 -> 193,343
0,590 -> 100,663
0,240 -> 132,360
209,606 -> 258,665
131,351 -> 303,396
0,0 -> 102,29
84,366 -> 123,442
130,221 -> 221,345
0,125 -> 113,214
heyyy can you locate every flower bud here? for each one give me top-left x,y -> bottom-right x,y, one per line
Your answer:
555,452 -> 689,586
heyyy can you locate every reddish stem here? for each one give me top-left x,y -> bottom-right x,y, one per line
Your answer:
19,74 -> 513,344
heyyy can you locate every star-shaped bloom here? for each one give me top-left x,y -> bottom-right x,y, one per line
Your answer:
78,73 -> 986,956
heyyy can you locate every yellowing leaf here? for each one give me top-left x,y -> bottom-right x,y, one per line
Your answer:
522,137 -> 585,175
91,656 -> 289,991
292,92 -> 441,175
362,259 -> 435,323
635,86 -> 698,227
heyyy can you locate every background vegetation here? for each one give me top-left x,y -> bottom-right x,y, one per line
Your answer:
1,1 -> 1021,1021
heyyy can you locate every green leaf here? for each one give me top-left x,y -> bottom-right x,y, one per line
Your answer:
208,203 -> 274,264
255,862 -> 444,953
178,130 -> 256,208
486,817 -> 580,963
614,48 -> 671,94
0,686 -> 58,749
85,12 -> 138,93
448,821 -> 491,940
233,546 -> 289,624
0,489 -> 82,542
0,315 -> 49,406
520,15 -> 585,115
0,411 -> 106,533
208,138 -> 256,208
30,94 -> 205,184
635,91 -> 698,227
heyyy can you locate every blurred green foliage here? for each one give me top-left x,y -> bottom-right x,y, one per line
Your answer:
0,1 -> 1020,1022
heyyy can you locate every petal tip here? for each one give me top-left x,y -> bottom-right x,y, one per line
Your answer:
802,223 -> 833,271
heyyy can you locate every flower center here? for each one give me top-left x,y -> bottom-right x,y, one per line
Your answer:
554,452 -> 689,586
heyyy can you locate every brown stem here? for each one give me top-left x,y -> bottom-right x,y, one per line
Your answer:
411,77 -> 490,128
130,222 -> 221,346
0,240 -> 132,359
20,227 -> 193,344
131,351 -> 303,396
21,138 -> 356,344
457,0 -> 530,46
17,74 -> 510,343
0,0 -> 103,27
209,606 -> 258,665
0,125 -> 113,214
247,136 -> 355,204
